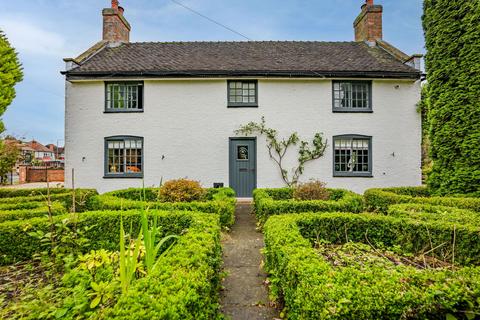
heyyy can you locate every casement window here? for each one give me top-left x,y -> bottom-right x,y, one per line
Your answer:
105,82 -> 143,112
104,136 -> 143,178
228,80 -> 258,107
333,135 -> 372,177
332,81 -> 372,112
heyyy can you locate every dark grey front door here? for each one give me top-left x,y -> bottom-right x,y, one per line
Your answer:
229,138 -> 256,197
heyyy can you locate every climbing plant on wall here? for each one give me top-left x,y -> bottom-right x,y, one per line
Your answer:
235,117 -> 327,187
422,0 -> 480,195
0,30 -> 23,134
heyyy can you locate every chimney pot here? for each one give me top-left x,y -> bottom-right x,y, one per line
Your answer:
366,0 -> 374,5
111,0 -> 119,9
118,6 -> 124,14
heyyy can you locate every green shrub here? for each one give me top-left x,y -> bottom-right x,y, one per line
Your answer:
0,202 -> 66,223
364,187 -> 480,212
423,0 -> 480,195
91,188 -> 236,228
0,211 -> 223,319
293,180 -> 330,201
159,179 -> 206,202
264,213 -> 480,319
387,203 -> 480,226
0,187 -> 70,198
253,188 -> 363,222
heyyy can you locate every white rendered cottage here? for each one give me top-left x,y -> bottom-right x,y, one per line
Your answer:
63,0 -> 423,196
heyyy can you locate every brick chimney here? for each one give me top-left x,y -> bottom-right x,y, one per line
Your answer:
353,0 -> 383,43
102,0 -> 131,43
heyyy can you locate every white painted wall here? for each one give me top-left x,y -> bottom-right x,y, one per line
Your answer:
65,78 -> 421,194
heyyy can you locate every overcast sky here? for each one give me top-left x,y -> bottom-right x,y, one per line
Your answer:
0,0 -> 424,144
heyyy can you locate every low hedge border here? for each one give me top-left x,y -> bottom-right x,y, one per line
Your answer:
0,210 -> 192,265
264,213 -> 480,319
0,201 -> 47,211
386,203 -> 480,226
91,187 -> 236,228
0,189 -> 98,212
0,188 -> 71,198
0,202 -> 67,223
364,186 -> 480,212
106,210 -> 223,319
253,188 -> 363,222
103,187 -> 235,202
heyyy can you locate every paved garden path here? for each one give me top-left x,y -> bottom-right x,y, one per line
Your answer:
220,201 -> 279,319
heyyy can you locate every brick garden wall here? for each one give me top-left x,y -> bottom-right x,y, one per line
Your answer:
19,166 -> 65,183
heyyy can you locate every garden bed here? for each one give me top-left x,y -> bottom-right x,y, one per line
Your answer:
253,187 -> 363,222
0,210 -> 223,319
90,187 -> 236,228
364,186 -> 480,212
263,213 -> 480,319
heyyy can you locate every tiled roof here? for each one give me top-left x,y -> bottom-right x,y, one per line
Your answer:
65,41 -> 420,79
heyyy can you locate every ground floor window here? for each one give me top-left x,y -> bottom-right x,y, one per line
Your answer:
104,136 -> 143,178
333,135 -> 372,177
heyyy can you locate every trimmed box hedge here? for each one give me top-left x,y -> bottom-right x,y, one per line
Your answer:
264,213 -> 480,319
0,189 -> 98,212
253,188 -> 363,222
0,209 -> 192,265
1,210 -> 223,319
0,187 -> 71,198
0,202 -> 66,223
364,186 -> 480,212
0,201 -> 47,211
91,187 -> 236,228
387,203 -> 480,226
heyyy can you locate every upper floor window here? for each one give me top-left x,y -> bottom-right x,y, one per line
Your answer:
104,136 -> 143,178
333,135 -> 372,177
105,82 -> 143,112
228,80 -> 258,107
332,81 -> 372,112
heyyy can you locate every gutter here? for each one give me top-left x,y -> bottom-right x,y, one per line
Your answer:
63,70 -> 421,80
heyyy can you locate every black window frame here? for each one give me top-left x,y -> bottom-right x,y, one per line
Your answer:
104,136 -> 144,179
104,81 -> 144,113
332,134 -> 373,177
227,80 -> 258,108
332,80 -> 372,113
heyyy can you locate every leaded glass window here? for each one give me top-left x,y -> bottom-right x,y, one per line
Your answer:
106,82 -> 143,111
105,137 -> 143,177
333,81 -> 371,112
228,80 -> 257,107
333,135 -> 372,176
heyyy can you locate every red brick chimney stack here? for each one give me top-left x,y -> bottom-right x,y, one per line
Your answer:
354,0 -> 383,43
102,0 -> 131,43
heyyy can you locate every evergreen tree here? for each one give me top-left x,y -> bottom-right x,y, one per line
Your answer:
0,30 -> 23,134
422,0 -> 480,195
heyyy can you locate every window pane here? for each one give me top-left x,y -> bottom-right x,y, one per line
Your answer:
334,137 -> 370,174
333,82 -> 370,110
106,83 -> 142,110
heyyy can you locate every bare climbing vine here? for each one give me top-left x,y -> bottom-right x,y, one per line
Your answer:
235,117 -> 327,186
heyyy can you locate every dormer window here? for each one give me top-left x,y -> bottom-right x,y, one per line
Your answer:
332,81 -> 372,112
228,80 -> 258,107
105,82 -> 143,112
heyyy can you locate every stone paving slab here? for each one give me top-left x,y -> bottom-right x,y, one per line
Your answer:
220,203 -> 279,320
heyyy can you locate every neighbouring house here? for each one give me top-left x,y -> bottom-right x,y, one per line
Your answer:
62,0 -> 422,196
25,140 -> 56,163
45,144 -> 65,163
